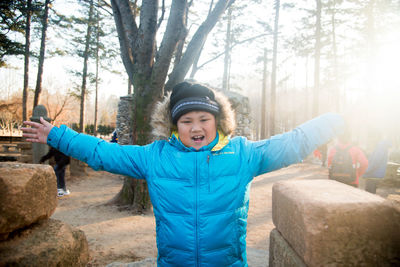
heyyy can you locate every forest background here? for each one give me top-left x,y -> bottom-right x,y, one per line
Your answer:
1,0 -> 400,152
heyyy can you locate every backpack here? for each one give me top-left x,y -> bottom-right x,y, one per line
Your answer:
329,146 -> 356,185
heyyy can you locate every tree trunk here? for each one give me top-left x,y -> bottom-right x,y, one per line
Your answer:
173,1 -> 192,72
110,0 -> 161,212
331,0 -> 339,112
313,0 -> 322,117
189,0 -> 212,79
270,0 -> 280,136
261,48 -> 268,139
94,1 -> 100,136
128,77 -> 133,95
304,55 -> 310,121
79,0 -> 94,133
32,0 -> 50,110
22,0 -> 32,122
365,0 -> 376,95
222,7 -> 232,91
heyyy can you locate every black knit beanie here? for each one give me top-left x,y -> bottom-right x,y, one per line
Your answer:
170,82 -> 220,124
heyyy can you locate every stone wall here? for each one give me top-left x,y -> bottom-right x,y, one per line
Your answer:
115,91 -> 254,143
269,179 -> 400,267
223,90 -> 254,139
116,95 -> 134,145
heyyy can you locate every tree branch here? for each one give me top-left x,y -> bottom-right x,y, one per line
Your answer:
197,32 -> 271,71
110,0 -> 137,83
152,0 -> 187,93
135,0 -> 158,80
157,0 -> 165,29
165,0 -> 236,91
96,0 -> 113,16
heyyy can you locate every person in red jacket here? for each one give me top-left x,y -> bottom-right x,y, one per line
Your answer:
328,132 -> 368,187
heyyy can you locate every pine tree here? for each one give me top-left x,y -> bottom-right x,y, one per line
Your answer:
32,0 -> 52,110
0,0 -> 26,67
270,0 -> 280,136
22,0 -> 32,121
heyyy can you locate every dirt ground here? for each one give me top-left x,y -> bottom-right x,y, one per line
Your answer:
49,163 -> 352,266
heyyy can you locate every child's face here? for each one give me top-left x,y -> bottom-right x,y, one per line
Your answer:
177,111 -> 217,150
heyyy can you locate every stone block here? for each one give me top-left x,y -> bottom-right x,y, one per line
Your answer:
0,219 -> 89,266
269,228 -> 306,267
272,179 -> 400,267
0,162 -> 57,239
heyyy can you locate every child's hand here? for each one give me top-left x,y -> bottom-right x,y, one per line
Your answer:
22,117 -> 54,144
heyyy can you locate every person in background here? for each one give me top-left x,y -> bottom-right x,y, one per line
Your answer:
23,81 -> 344,266
40,147 -> 71,197
364,139 -> 391,178
328,131 -> 368,187
110,129 -> 118,143
363,139 -> 391,193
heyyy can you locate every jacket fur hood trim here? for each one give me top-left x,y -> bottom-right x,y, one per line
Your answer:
151,89 -> 236,139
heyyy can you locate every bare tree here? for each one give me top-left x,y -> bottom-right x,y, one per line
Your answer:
0,96 -> 23,136
43,89 -> 73,123
32,0 -> 51,109
313,0 -> 322,117
79,0 -> 95,133
222,6 -> 232,90
329,0 -> 340,112
110,0 -> 235,212
261,48 -> 268,139
270,0 -> 280,136
22,0 -> 32,122
94,0 -> 100,136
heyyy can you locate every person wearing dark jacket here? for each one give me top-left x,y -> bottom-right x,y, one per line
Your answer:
40,147 -> 71,197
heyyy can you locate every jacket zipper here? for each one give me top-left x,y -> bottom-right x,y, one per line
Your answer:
207,155 -> 210,192
195,153 -> 199,267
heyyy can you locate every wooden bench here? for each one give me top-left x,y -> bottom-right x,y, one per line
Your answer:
2,144 -> 18,153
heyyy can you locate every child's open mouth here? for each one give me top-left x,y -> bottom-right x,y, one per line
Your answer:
192,135 -> 205,142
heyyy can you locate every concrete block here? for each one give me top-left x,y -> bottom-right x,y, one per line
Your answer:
269,228 -> 306,267
272,179 -> 400,267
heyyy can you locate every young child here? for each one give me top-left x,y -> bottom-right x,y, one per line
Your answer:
22,81 -> 344,267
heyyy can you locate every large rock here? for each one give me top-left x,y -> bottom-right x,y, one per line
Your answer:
0,162 -> 57,239
0,219 -> 89,266
272,179 -> 400,267
269,228 -> 306,267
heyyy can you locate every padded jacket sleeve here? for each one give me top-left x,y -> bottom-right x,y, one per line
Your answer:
47,125 -> 150,179
248,113 -> 344,177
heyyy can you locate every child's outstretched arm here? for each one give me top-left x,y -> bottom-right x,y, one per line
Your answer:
248,113 -> 344,176
21,117 -> 149,179
21,117 -> 54,144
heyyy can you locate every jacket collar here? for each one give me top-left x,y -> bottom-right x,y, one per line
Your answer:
169,130 -> 229,152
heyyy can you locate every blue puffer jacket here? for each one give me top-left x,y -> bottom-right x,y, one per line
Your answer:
47,113 -> 343,266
